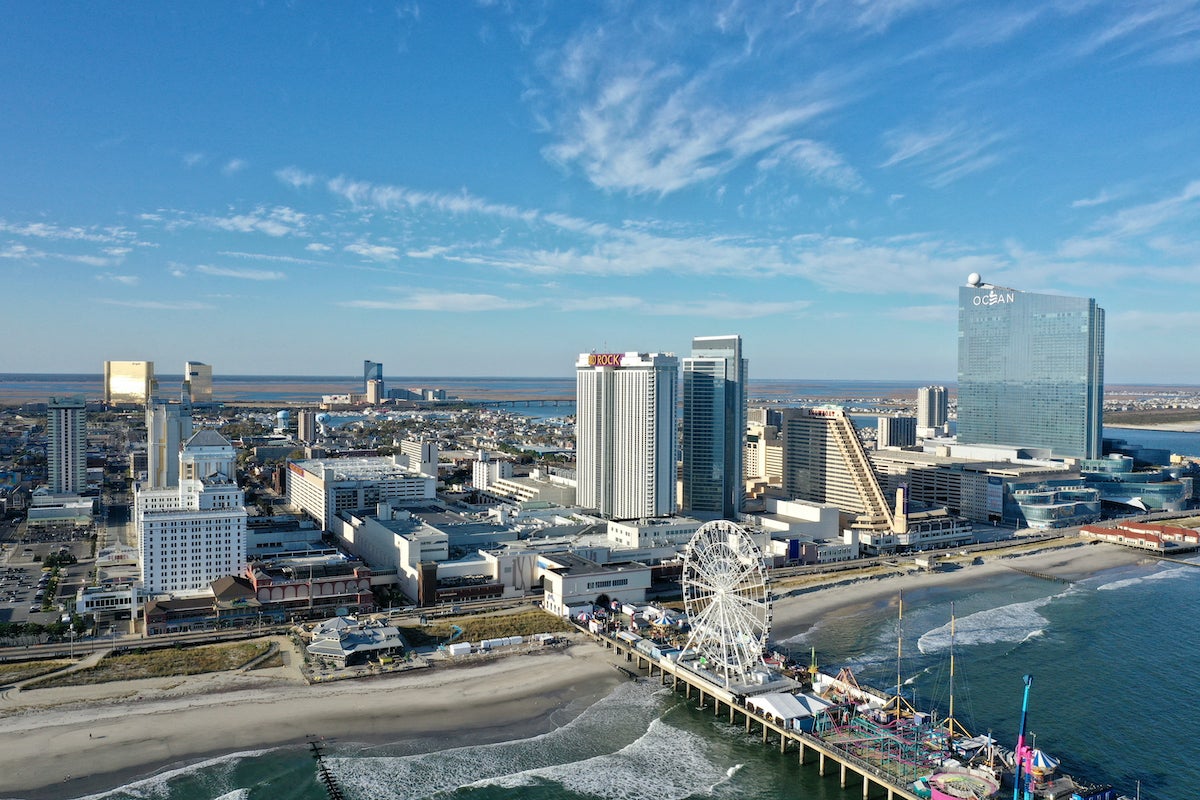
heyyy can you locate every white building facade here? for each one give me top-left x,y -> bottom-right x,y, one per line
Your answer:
286,455 -> 436,531
47,395 -> 87,494
576,352 -> 679,520
135,430 -> 247,595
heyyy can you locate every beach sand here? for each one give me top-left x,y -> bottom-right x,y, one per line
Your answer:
0,540 -> 1148,798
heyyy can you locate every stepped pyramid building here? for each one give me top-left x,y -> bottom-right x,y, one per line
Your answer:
780,407 -> 893,531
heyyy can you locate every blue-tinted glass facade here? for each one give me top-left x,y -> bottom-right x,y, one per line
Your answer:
681,335 -> 746,519
958,284 -> 1104,459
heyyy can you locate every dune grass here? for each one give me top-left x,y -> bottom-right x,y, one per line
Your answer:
28,642 -> 269,688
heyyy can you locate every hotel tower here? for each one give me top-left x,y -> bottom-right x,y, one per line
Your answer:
576,351 -> 679,520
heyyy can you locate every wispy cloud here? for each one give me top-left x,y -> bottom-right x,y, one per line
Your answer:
306,242 -> 332,252
195,264 -> 287,281
218,250 -> 324,265
343,291 -> 532,312
182,152 -> 205,168
276,166 -> 317,188
542,63 -> 838,195
222,158 -> 249,176
1095,180 -> 1200,238
0,219 -> 140,244
327,176 -> 534,221
559,295 -> 811,318
881,119 -> 1008,187
345,242 -> 400,261
96,273 -> 140,286
1071,189 -> 1119,208
758,139 -> 865,192
154,206 -> 309,238
99,299 -> 213,310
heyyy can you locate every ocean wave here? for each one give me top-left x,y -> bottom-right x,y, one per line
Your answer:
1096,565 -> 1195,592
916,592 -> 1069,654
476,717 -> 727,800
62,751 -> 269,800
330,680 -> 667,800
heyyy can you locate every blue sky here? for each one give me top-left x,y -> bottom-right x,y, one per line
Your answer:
3,2 -> 1199,382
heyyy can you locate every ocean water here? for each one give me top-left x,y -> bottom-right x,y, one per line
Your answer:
29,553 -> 1196,800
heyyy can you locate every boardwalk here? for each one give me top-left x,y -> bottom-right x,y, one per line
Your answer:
585,626 -> 922,800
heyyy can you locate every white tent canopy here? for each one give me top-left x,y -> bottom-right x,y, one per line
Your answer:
746,692 -> 832,721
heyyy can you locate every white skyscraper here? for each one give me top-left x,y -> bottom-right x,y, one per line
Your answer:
916,385 -> 949,438
681,335 -> 747,519
47,395 -> 87,494
576,351 -> 679,520
136,429 -> 247,595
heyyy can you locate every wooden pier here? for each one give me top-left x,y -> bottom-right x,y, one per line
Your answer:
587,627 -> 922,800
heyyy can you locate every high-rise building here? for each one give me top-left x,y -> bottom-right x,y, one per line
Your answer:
576,351 -> 679,520
877,415 -> 917,449
104,360 -> 155,406
958,274 -> 1105,460
135,430 -> 247,594
916,385 -> 949,438
184,361 -> 213,404
146,400 -> 194,489
366,378 -> 384,405
47,395 -> 86,494
297,410 -> 318,444
781,406 -> 892,531
681,335 -> 747,519
364,360 -> 383,393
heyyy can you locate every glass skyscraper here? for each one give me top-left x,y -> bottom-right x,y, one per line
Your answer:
957,276 -> 1104,459
681,335 -> 747,519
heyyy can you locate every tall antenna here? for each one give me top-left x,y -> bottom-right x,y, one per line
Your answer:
307,736 -> 346,800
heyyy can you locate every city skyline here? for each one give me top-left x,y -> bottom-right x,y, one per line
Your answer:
4,4 -> 1200,381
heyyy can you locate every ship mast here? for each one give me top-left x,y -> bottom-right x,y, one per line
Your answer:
896,589 -> 903,722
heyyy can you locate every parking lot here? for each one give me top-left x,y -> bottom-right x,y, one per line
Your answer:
0,522 -> 92,626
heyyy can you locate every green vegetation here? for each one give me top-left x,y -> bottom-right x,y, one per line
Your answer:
0,660 -> 70,684
1106,409 -> 1200,426
397,609 -> 572,648
28,641 -> 269,688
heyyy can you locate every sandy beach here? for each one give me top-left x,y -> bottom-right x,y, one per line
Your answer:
0,539 -> 1149,799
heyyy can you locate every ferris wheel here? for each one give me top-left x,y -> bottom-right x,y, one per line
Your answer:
681,520 -> 772,688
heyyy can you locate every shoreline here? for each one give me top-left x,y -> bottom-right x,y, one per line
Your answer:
0,540 -> 1152,798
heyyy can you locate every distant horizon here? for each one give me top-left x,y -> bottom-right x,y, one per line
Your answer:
4,371 -> 1200,389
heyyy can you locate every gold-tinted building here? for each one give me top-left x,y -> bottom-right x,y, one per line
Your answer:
104,360 -> 156,406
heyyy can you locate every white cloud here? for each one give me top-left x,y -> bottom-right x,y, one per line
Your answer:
1094,180 -> 1200,238
306,242 -> 332,252
343,291 -> 532,312
0,243 -> 44,259
182,152 -> 205,168
96,273 -> 140,286
558,295 -> 811,318
99,299 -> 212,310
345,242 -> 400,261
1071,189 -> 1118,208
0,219 -> 139,244
542,62 -> 838,195
195,264 -> 287,281
218,250 -> 323,265
222,158 -> 249,176
200,206 -> 307,237
327,176 -> 534,221
758,139 -> 865,192
276,166 -> 317,188
881,119 -> 1007,187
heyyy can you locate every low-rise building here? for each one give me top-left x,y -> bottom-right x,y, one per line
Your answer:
538,552 -> 652,617
286,455 -> 436,531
